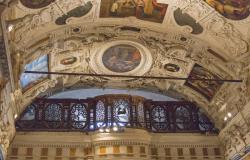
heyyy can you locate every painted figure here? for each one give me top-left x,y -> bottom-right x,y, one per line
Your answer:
100,0 -> 168,23
204,0 -> 250,20
136,0 -> 145,18
185,64 -> 223,101
110,0 -> 119,16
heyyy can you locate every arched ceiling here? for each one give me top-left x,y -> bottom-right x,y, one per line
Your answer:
0,0 -> 250,129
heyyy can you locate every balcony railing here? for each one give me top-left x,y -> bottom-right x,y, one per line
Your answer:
16,94 -> 218,133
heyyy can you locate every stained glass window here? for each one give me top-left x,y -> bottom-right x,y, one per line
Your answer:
175,106 -> 191,130
151,106 -> 168,131
137,102 -> 145,127
16,96 -> 218,133
21,105 -> 35,120
45,104 -> 62,121
113,99 -> 130,125
96,100 -> 105,128
198,110 -> 213,131
71,104 -> 87,129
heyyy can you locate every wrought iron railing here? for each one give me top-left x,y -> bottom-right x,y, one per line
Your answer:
16,95 -> 218,133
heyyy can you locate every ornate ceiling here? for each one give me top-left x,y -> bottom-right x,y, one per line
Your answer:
0,0 -> 250,129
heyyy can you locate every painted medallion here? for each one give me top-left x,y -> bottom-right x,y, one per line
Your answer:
60,56 -> 77,65
164,63 -> 180,72
102,44 -> 141,73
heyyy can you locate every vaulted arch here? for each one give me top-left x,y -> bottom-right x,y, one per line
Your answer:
0,0 -> 250,159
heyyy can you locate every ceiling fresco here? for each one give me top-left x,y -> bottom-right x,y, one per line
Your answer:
102,44 -> 141,73
99,0 -> 168,23
0,1 -> 250,159
1,0 -> 250,132
184,64 -> 224,101
90,40 -> 153,76
20,0 -> 55,9
204,0 -> 250,20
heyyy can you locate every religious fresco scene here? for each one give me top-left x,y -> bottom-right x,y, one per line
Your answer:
100,0 -> 168,23
204,0 -> 250,20
20,55 -> 49,90
20,0 -> 55,9
184,64 -> 223,101
102,44 -> 141,73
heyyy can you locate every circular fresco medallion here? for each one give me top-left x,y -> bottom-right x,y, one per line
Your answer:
102,45 -> 141,73
20,0 -> 55,9
90,40 -> 153,78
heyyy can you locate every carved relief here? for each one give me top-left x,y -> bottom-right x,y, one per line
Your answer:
206,17 -> 248,57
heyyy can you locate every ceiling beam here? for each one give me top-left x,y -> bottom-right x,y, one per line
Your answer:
24,71 -> 243,83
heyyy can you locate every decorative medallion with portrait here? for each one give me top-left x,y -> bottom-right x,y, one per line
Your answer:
102,45 -> 141,73
20,0 -> 55,9
90,40 -> 153,77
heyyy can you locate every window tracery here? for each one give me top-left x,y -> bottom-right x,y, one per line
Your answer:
151,106 -> 168,131
16,95 -> 218,133
70,104 -> 87,129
